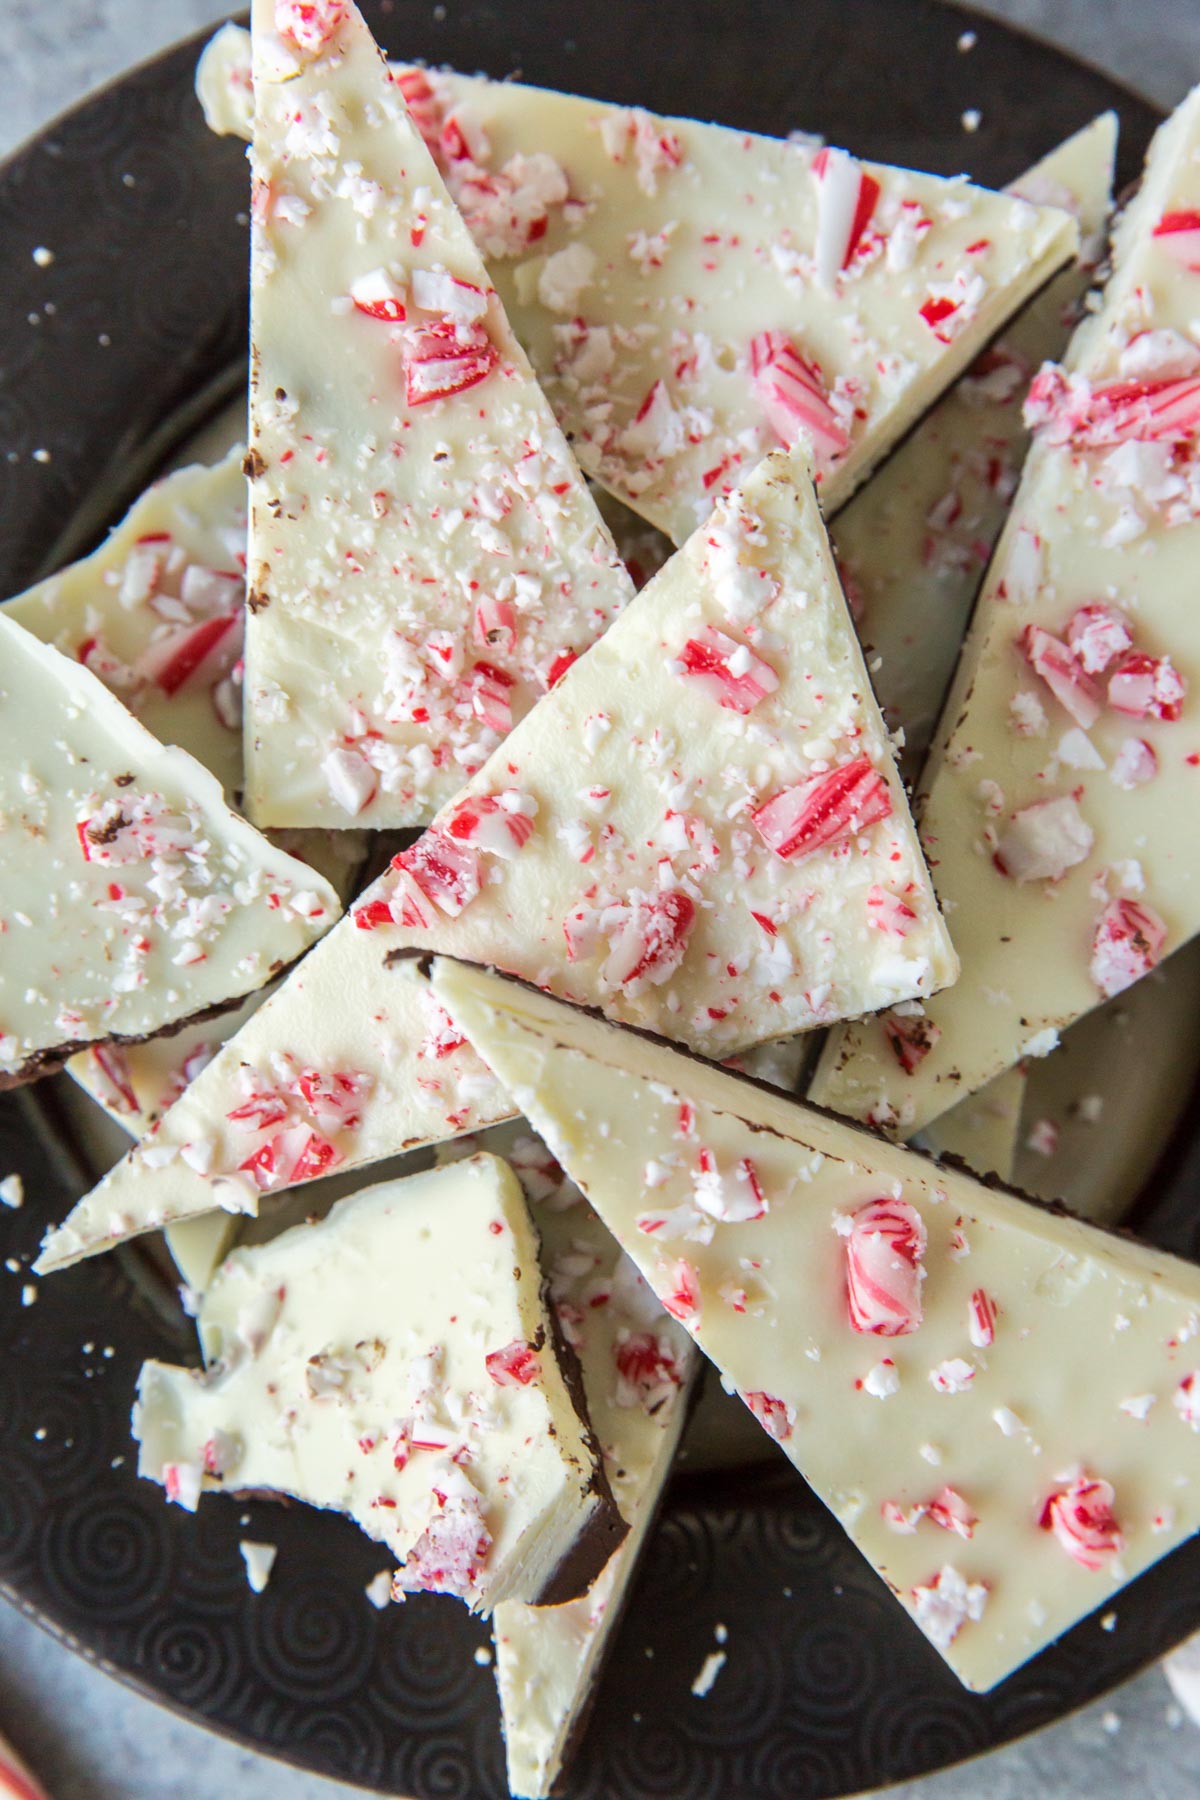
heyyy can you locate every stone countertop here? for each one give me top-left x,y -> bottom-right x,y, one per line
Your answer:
1,3 -> 1199,1798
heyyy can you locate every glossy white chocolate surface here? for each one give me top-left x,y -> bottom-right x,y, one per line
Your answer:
432,958 -> 1200,1692
812,88 -> 1200,1134
243,0 -> 633,828
0,613 -> 340,1086
39,448 -> 955,1269
134,1155 -> 610,1613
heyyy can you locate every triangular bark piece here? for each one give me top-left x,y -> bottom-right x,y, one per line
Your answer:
0,613 -> 340,1088
134,1153 -> 626,1613
243,0 -> 634,827
812,87 -> 1200,1134
430,956 -> 1200,1692
38,448 -> 955,1268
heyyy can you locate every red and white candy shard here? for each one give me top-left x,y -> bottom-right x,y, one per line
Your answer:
244,0 -> 633,827
37,445 -> 958,1274
199,25 -> 1079,545
0,613 -> 341,1089
811,84 -> 1200,1137
132,1156 -> 619,1615
1040,1475 -> 1124,1571
429,959 -> 1200,1693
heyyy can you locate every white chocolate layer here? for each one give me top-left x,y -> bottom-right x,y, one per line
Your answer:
38,448 -> 956,1270
0,613 -> 340,1086
436,1125 -> 697,1799
134,1155 -> 619,1613
921,1067 -> 1026,1183
4,451 -> 248,798
431,958 -> 1200,1692
204,26 -> 1077,550
834,116 -> 1117,778
66,823 -> 367,1141
244,0 -> 633,828
1014,937 -> 1200,1226
812,88 -> 1200,1134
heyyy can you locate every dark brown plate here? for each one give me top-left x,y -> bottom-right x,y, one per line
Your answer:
1,4 -> 1194,1797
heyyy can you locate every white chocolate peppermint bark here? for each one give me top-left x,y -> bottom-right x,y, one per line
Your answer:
430,959 -> 1200,1692
414,77 -> 1078,545
134,1154 -> 626,1612
349,446 -> 958,1049
812,87 -> 1200,1135
835,116 -> 1117,777
243,0 -> 633,829
921,1067 -> 1025,1183
1,446 -> 374,887
207,23 -> 1078,550
37,446 -> 956,1272
437,1126 -> 698,1800
66,830 -> 366,1140
0,614 -> 340,1088
4,450 -> 248,799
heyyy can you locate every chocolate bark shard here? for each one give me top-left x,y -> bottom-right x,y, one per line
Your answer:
243,0 -> 634,829
921,1067 -> 1026,1182
811,86 -> 1200,1136
38,446 -> 955,1270
4,450 -> 248,799
0,613 -> 340,1090
133,1154 -> 625,1613
428,956 -> 1200,1693
437,1125 -> 698,1798
833,114 -> 1118,780
202,24 -> 1080,546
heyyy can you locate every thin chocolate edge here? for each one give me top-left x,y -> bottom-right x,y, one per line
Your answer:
0,947 -> 312,1095
406,950 -> 1196,1267
530,1248 -> 629,1606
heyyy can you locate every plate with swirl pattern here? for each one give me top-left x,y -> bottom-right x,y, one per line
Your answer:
1,3 -> 1196,1796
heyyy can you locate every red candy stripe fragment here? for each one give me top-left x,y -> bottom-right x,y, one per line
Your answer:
882,1012 -> 941,1074
1089,897 -> 1167,999
603,891 -> 696,991
1040,1476 -> 1124,1571
674,625 -> 779,715
927,1487 -> 978,1540
484,1340 -> 542,1387
1152,209 -> 1200,270
840,1197 -> 926,1337
445,791 -> 536,858
744,1390 -> 793,1442
812,145 -> 881,283
968,1289 -> 997,1349
1107,652 -> 1186,721
752,756 -> 892,862
749,330 -> 848,461
275,0 -> 348,53
1026,364 -> 1200,447
1018,624 -> 1101,729
404,320 -> 499,406
662,1258 -> 701,1325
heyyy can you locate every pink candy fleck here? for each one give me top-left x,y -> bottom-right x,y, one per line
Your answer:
752,757 -> 892,863
484,1340 -> 542,1387
840,1197 -> 926,1337
1041,1475 -> 1124,1571
744,1390 -> 793,1441
1089,897 -> 1167,999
